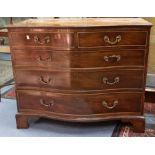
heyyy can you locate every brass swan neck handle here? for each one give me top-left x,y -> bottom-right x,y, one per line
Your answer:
102,100 -> 118,109
103,77 -> 120,85
104,35 -> 121,45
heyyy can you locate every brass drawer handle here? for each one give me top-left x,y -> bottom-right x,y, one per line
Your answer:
39,76 -> 52,85
104,55 -> 121,62
34,35 -> 50,45
104,35 -> 121,45
37,55 -> 52,63
102,100 -> 118,109
103,77 -> 120,85
40,99 -> 54,108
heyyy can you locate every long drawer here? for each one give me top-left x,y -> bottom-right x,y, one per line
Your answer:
14,69 -> 144,91
17,90 -> 142,115
12,49 -> 145,68
78,31 -> 148,48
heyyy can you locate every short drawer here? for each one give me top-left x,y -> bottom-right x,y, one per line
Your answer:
9,32 -> 74,49
78,31 -> 147,48
12,49 -> 145,68
15,69 -> 144,91
17,90 -> 143,115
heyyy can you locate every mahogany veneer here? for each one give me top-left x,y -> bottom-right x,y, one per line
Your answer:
8,18 -> 152,132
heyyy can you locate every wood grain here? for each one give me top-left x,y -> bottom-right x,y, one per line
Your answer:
12,49 -> 145,68
8,18 -> 152,132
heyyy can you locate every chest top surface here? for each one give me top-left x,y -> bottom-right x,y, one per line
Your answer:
7,18 -> 152,28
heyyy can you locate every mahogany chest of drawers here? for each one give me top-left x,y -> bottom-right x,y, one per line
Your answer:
8,18 -> 152,132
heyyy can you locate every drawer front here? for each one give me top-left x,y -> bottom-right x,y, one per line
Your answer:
17,90 -> 142,115
9,32 -> 74,49
12,49 -> 145,68
15,69 -> 144,91
78,31 -> 147,48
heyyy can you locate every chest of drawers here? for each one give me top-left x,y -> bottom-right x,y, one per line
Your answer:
8,18 -> 152,132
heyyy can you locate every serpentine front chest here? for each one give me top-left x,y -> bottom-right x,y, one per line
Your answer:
8,18 -> 152,132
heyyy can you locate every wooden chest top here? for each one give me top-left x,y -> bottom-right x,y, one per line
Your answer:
7,18 -> 152,28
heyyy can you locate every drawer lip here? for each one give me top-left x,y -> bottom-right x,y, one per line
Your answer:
15,67 -> 144,73
20,109 -> 141,117
13,67 -> 145,72
11,48 -> 146,52
16,89 -> 144,95
77,31 -> 148,48
16,90 -> 143,115
14,66 -> 145,71
15,86 -> 144,94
